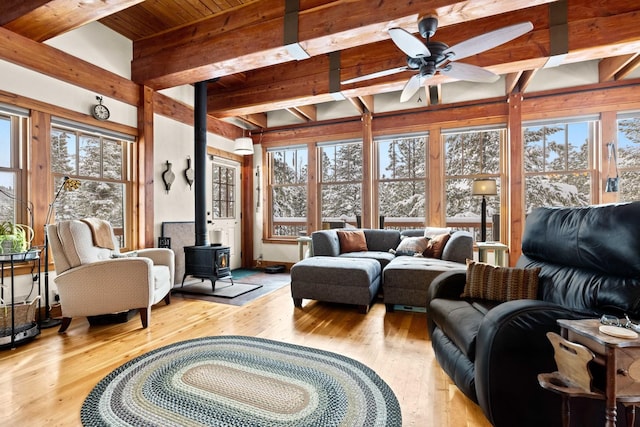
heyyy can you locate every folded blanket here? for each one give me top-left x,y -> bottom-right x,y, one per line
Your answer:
81,218 -> 115,250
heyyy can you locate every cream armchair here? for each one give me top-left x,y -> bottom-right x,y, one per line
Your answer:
46,219 -> 173,333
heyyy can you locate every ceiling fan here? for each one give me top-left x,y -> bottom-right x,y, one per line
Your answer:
342,16 -> 533,102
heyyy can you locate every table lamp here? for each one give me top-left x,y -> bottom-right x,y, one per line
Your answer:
471,178 -> 497,242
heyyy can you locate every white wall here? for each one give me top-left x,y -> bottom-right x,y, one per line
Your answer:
0,23 -> 262,300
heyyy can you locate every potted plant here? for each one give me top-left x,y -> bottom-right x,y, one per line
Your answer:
0,221 -> 33,254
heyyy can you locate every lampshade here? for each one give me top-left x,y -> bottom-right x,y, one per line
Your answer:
233,137 -> 254,155
471,178 -> 497,196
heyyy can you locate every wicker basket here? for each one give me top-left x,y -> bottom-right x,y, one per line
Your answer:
0,297 -> 39,336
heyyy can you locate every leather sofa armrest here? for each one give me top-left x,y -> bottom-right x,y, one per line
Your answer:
474,300 -> 589,427
426,270 -> 467,334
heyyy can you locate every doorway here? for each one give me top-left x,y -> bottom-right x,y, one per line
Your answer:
210,158 -> 242,269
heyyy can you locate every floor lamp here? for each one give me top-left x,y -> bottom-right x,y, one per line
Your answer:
471,178 -> 497,242
42,176 -> 81,329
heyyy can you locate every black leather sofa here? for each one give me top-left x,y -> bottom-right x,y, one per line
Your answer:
426,202 -> 640,427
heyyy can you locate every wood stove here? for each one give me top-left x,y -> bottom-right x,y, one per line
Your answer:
180,245 -> 233,290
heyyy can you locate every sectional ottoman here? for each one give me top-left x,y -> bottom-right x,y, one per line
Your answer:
290,228 -> 473,312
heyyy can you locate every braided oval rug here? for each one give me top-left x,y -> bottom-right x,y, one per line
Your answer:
81,335 -> 402,426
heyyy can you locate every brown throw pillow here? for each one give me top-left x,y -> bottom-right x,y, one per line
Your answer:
423,233 -> 451,259
337,230 -> 368,253
461,260 -> 540,302
395,236 -> 430,255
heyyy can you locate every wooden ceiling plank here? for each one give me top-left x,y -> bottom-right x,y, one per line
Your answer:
131,0 -> 556,89
4,0 -> 145,42
0,0 -> 51,25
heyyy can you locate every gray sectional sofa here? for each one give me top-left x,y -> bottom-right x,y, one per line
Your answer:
290,228 -> 473,311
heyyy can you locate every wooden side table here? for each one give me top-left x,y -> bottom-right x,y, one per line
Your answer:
557,318 -> 640,427
476,241 -> 509,266
296,236 -> 313,260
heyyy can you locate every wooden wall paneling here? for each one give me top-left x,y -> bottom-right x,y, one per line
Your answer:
30,110 -> 50,247
600,110 -> 619,205
361,112 -> 373,229
241,154 -> 254,268
507,93 -> 525,265
428,126 -> 444,227
307,140 -> 318,234
138,85 -> 154,248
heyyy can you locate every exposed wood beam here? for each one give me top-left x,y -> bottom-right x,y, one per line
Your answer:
616,55 -> 640,80
505,71 -> 523,94
285,104 -> 316,122
0,25 -> 140,106
237,113 -> 268,129
599,53 -> 640,82
3,0 -> 144,42
131,0 -> 555,89
506,69 -> 538,93
346,97 -> 366,115
0,0 -> 50,25
359,95 -> 374,113
205,1 -> 640,117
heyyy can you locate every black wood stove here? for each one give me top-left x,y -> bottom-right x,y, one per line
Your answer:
181,245 -> 233,291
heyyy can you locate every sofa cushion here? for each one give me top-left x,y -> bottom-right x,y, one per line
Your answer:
429,298 -> 498,361
339,251 -> 396,268
461,260 -> 540,302
395,236 -> 430,256
337,230 -> 368,253
424,233 -> 451,259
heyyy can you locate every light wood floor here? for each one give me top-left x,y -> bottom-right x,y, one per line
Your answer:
0,284 -> 491,427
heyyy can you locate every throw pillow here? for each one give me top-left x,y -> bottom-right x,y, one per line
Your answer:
337,230 -> 368,253
394,236 -> 430,256
461,260 -> 540,302
423,233 -> 451,259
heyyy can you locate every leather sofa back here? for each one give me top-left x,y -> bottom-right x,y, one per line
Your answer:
518,202 -> 640,317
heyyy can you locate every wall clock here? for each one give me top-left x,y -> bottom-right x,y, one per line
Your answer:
91,96 -> 110,121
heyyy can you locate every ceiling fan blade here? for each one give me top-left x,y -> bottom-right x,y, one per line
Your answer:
400,74 -> 424,102
444,22 -> 533,62
389,28 -> 430,58
341,66 -> 409,84
440,62 -> 499,83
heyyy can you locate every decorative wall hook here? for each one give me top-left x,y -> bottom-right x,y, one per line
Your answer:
162,160 -> 175,193
184,156 -> 194,190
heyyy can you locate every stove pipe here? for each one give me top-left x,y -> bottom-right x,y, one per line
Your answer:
194,81 -> 208,246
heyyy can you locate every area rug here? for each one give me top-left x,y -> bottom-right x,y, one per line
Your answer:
172,281 -> 262,299
173,269 -> 291,307
81,335 -> 402,426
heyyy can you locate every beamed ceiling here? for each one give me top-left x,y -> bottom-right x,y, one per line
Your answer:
2,0 -> 640,132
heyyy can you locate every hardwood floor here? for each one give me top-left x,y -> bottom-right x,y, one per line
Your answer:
0,284 -> 491,427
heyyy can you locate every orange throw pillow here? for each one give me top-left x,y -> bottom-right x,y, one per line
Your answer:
337,230 -> 368,253
423,233 -> 451,259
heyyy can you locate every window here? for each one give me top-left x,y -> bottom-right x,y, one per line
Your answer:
616,114 -> 640,202
523,119 -> 595,212
50,120 -> 133,247
444,128 -> 504,239
319,141 -> 362,225
211,164 -> 235,218
268,146 -> 308,237
0,106 -> 29,227
376,134 -> 427,229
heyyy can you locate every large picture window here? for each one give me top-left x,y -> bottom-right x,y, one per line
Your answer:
50,120 -> 133,247
376,134 -> 427,228
523,118 -> 595,212
444,128 -> 504,239
319,141 -> 362,225
268,146 -> 308,237
0,107 -> 29,226
616,114 -> 640,202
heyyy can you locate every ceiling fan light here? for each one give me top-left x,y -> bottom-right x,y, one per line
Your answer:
233,137 -> 254,155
